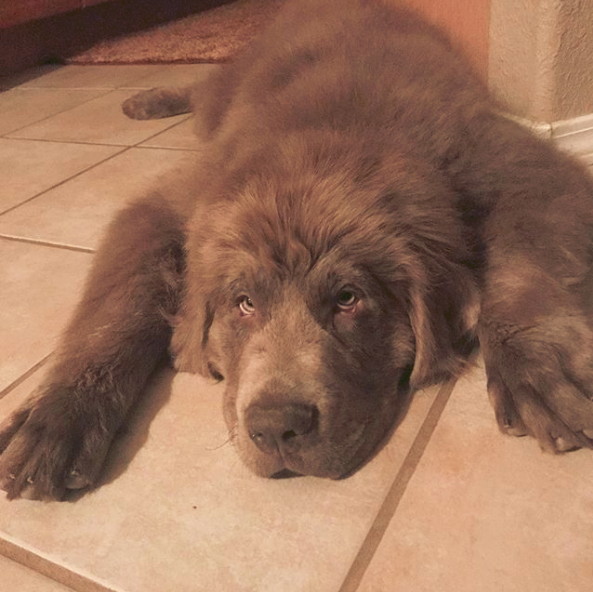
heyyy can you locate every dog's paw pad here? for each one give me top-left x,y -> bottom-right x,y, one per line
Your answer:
121,95 -> 153,120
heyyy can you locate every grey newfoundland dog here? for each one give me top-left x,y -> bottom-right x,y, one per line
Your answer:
2,0 -> 593,500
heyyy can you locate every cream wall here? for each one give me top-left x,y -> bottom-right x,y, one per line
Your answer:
489,0 -> 593,122
397,0 -> 490,79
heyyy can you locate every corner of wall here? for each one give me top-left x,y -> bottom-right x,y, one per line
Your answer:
489,0 -> 593,123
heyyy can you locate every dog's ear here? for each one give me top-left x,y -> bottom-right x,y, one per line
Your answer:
170,296 -> 213,377
407,282 -> 451,388
406,273 -> 476,389
170,205 -> 227,379
169,250 -> 226,380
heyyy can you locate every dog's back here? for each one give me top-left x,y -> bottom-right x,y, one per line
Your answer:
196,0 -> 485,138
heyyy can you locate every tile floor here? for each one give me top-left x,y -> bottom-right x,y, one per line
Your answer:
1,64 -> 592,592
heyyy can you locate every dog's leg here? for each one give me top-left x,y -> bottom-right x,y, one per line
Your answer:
453,114 -> 593,451
122,86 -> 193,119
122,65 -> 237,138
0,195 -> 185,500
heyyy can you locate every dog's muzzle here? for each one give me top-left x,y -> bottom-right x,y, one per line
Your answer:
245,400 -> 319,455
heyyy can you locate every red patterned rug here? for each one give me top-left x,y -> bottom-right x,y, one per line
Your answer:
68,0 -> 284,65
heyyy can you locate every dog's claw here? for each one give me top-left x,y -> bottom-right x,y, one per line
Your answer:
504,423 -> 528,438
554,437 -> 577,452
65,470 -> 92,490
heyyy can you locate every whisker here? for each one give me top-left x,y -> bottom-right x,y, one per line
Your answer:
205,429 -> 236,451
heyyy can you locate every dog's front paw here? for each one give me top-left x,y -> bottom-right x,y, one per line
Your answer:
0,388 -> 114,501
481,317 -> 593,452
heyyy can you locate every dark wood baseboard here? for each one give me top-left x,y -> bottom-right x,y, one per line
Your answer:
0,0 -> 232,76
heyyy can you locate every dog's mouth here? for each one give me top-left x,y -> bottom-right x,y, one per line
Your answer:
222,338 -> 409,479
224,369 -> 410,480
231,412 -> 393,480
270,468 -> 302,479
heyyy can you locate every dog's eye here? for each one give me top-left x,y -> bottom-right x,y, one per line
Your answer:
238,295 -> 256,316
336,290 -> 358,311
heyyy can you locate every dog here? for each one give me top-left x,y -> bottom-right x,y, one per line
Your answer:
1,0 -> 593,501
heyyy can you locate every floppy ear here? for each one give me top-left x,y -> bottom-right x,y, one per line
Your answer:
407,272 -> 477,389
407,282 -> 453,388
170,204 -> 227,379
170,294 -> 213,377
170,239 -> 223,379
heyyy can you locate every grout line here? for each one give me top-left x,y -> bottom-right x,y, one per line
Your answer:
338,372 -> 460,592
0,534 -> 124,592
129,114 -> 194,148
0,355 -> 52,401
14,86 -> 124,91
13,66 -> 171,93
0,89 -> 114,138
0,64 -> 172,92
4,124 -> 193,148
0,138 -> 195,220
1,136 -> 198,151
135,144 -> 200,152
0,136 -> 131,149
15,85 -> 153,92
0,234 -> 95,254
0,144 -> 130,217
0,135 -> 196,153
2,88 -> 188,143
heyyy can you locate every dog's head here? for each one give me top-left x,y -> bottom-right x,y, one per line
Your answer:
172,138 -> 477,478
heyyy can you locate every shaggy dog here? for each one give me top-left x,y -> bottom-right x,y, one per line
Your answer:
2,0 -> 593,500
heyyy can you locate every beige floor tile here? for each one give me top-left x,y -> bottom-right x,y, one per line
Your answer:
0,148 -> 195,250
0,240 -> 92,392
357,362 -> 593,592
0,555 -> 75,592
140,118 -> 198,150
0,139 -> 123,213
0,88 -> 107,136
122,63 -> 220,90
7,90 -> 188,146
18,65 -> 170,90
0,65 -> 63,91
0,362 -> 446,592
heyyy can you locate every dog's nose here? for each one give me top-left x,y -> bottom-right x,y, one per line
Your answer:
245,401 -> 318,455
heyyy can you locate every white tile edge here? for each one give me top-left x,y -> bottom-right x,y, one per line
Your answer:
0,531 -> 126,592
552,113 -> 593,160
505,112 -> 593,161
